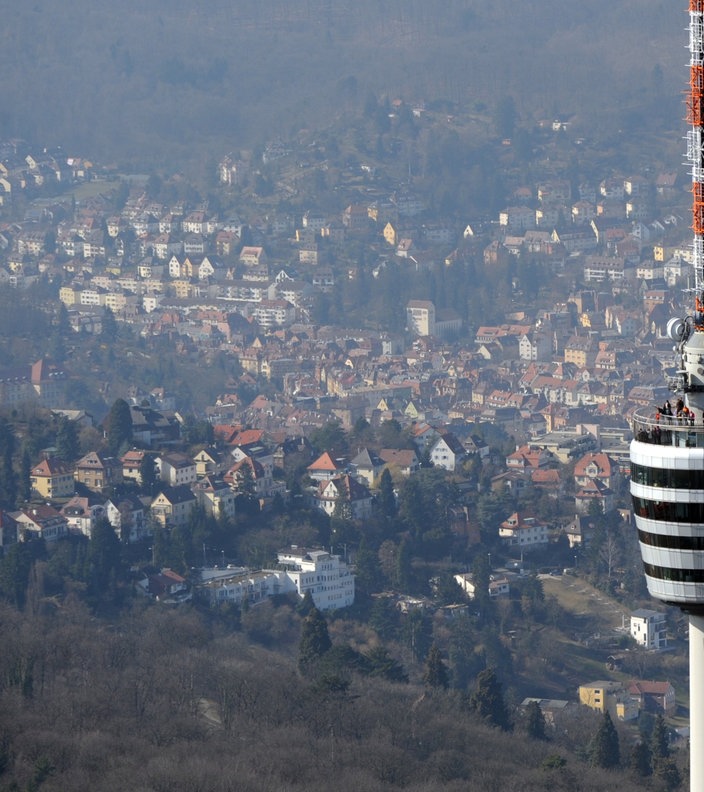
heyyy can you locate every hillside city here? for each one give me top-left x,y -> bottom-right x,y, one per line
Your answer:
0,103 -> 693,788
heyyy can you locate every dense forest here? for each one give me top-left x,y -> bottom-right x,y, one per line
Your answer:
0,0 -> 683,170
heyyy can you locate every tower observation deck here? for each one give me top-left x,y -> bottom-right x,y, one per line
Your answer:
629,3 -> 704,788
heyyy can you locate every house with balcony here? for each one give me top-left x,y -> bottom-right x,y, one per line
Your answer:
499,512 -> 550,550
12,504 -> 68,543
275,547 -> 355,610
630,609 -> 668,650
192,475 -> 237,521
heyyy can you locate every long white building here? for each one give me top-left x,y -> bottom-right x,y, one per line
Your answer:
196,547 -> 354,611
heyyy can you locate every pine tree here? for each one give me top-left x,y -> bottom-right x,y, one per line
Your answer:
105,398 -> 133,456
354,538 -> 384,596
423,644 -> 449,689
650,713 -> 670,764
394,537 -> 412,590
378,468 -> 396,518
0,418 -> 17,510
525,700 -> 547,740
88,516 -> 123,592
629,741 -> 652,778
139,452 -> 158,496
469,667 -> 512,731
362,646 -> 408,683
55,415 -> 80,462
298,605 -> 332,675
18,447 -> 31,505
589,711 -> 620,769
101,305 -> 118,341
654,759 -> 681,791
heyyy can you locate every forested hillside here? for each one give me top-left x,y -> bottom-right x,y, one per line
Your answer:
0,0 -> 683,169
0,599 -> 676,791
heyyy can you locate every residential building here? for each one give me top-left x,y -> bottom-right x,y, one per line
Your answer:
574,451 -> 621,490
350,447 -> 385,487
192,475 -> 237,521
499,512 -> 550,549
378,448 -> 420,477
579,680 -> 639,721
627,680 -> 676,715
197,568 -> 288,607
150,485 -> 198,528
12,504 -> 68,543
157,452 -> 198,487
29,457 -> 74,500
406,300 -> 436,337
630,609 -> 668,650
61,495 -> 106,538
276,547 -> 355,610
314,474 -> 373,520
429,432 -> 467,472
454,573 -> 510,600
105,495 -> 148,543
307,451 -> 345,483
74,451 -> 122,492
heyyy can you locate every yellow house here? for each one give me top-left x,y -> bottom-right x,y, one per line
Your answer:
59,285 -> 79,306
579,680 -> 639,721
653,243 -> 675,263
30,457 -> 75,500
150,485 -> 197,528
383,222 -> 397,246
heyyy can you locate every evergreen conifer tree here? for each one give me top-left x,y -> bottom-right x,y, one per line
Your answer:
55,415 -> 80,462
589,711 -> 620,769
0,418 -> 17,510
629,741 -> 652,778
650,713 -> 670,764
105,399 -> 132,456
423,644 -> 449,689
139,452 -> 158,496
525,700 -> 547,740
378,468 -> 396,519
469,667 -> 511,731
298,605 -> 332,675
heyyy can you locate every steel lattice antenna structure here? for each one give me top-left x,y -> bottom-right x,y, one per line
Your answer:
630,4 -> 704,788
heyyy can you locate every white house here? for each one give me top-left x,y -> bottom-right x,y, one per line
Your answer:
429,432 -> 467,472
276,547 -> 355,610
630,609 -> 667,650
105,495 -> 148,543
406,300 -> 436,337
156,452 -> 198,487
314,475 -> 373,520
454,572 -> 510,600
499,512 -> 550,549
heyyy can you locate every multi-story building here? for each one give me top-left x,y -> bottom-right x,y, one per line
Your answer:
275,547 -> 355,610
29,457 -> 74,500
499,512 -> 550,549
150,485 -> 197,528
630,608 -> 668,650
578,681 -> 639,721
406,299 -> 436,337
74,452 -> 122,493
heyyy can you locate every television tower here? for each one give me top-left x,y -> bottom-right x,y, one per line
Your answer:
630,3 -> 704,788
